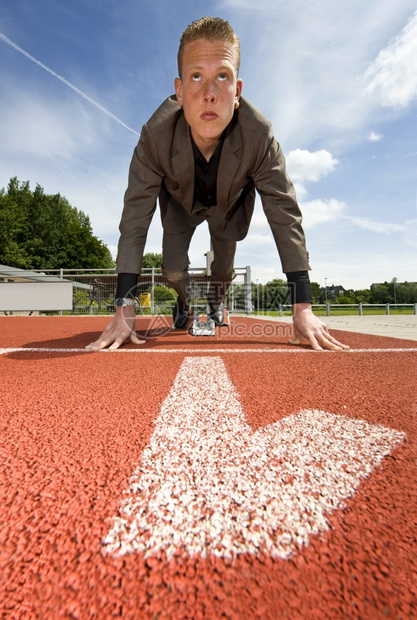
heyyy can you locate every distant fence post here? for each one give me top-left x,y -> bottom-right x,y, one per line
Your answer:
385,303 -> 390,315
414,303 -> 417,315
326,303 -> 330,316
151,267 -> 155,314
244,266 -> 252,315
359,303 -> 363,316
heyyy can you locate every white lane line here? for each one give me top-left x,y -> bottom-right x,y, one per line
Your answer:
103,356 -> 406,560
1,347 -> 416,355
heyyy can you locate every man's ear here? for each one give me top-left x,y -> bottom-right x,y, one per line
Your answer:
174,78 -> 183,105
235,78 -> 243,104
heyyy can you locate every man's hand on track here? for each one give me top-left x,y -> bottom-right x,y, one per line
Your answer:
85,307 -> 146,351
289,303 -> 350,351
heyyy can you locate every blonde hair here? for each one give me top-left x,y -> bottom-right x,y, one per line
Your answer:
177,16 -> 241,78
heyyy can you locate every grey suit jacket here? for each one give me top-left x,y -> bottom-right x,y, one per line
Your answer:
116,95 -> 311,274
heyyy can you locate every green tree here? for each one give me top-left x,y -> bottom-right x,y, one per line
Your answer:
0,177 -> 114,269
264,278 -> 289,310
353,289 -> 371,304
310,281 -> 321,303
142,252 -> 163,268
369,282 -> 391,304
228,282 -> 246,311
333,292 -> 355,304
396,282 -> 417,303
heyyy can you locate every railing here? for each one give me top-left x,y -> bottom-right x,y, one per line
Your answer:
255,303 -> 417,316
0,266 -> 253,315
314,303 -> 417,316
2,265 -> 416,316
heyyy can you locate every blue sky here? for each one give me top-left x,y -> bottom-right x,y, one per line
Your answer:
1,0 -> 416,289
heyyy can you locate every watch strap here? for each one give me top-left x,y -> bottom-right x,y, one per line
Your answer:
115,297 -> 136,307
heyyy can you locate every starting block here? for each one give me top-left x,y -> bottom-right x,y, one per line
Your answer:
191,313 -> 216,336
190,307 -> 229,336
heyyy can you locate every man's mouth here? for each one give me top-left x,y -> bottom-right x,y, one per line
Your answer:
201,111 -> 218,120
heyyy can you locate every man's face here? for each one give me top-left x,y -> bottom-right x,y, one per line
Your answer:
174,38 -> 242,152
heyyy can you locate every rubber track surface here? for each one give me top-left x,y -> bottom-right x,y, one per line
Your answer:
0,317 -> 416,619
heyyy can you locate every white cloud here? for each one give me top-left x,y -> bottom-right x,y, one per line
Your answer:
343,215 -> 405,234
0,94 -> 88,160
286,149 -> 339,182
282,149 -> 344,229
300,198 -> 346,229
368,131 -> 383,142
364,11 -> 417,108
304,248 -> 417,290
403,219 -> 417,248
226,1 -> 417,150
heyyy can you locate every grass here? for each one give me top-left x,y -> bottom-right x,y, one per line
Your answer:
252,306 -> 416,317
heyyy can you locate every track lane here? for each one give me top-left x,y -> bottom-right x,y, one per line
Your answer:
0,316 -> 416,619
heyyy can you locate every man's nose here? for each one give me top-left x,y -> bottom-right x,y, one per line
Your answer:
203,82 -> 217,103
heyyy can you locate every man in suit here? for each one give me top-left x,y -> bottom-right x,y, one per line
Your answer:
86,16 -> 348,352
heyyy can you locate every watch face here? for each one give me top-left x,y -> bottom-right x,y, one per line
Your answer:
116,298 -> 134,307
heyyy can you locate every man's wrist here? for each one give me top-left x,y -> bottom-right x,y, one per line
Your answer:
293,302 -> 312,315
115,297 -> 136,307
116,273 -> 139,299
115,304 -> 135,316
286,271 -> 313,305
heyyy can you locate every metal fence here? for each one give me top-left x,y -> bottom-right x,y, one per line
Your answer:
260,303 -> 417,316
2,265 -> 416,316
314,303 -> 417,316
0,266 -> 252,315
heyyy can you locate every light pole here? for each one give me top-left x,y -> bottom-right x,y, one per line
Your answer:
324,278 -> 327,305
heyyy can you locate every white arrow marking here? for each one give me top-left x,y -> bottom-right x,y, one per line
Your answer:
104,355 -> 405,560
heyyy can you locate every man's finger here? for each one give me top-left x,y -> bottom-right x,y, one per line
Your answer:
131,332 -> 146,345
305,333 -> 323,351
317,331 -> 350,351
85,339 -> 109,351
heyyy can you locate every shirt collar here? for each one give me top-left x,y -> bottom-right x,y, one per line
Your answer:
190,130 -> 226,163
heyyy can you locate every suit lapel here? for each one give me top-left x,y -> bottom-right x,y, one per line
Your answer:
171,114 -> 194,214
217,116 -> 242,213
171,112 -> 243,215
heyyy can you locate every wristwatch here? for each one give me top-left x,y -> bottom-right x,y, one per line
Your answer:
115,297 -> 136,307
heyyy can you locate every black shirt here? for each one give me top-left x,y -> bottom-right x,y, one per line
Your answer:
191,132 -> 224,208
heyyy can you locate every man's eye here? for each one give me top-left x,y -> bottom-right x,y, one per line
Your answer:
192,73 -> 201,81
218,73 -> 228,81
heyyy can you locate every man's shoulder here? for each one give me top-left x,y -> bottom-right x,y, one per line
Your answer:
145,95 -> 183,135
237,97 -> 272,133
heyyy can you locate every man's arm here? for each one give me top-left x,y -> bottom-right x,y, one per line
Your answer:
252,131 -> 348,351
86,125 -> 164,351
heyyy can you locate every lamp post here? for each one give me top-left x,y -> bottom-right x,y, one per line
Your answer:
257,279 -> 259,312
324,278 -> 327,305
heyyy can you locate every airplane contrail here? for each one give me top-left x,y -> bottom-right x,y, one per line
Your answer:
0,32 -> 140,136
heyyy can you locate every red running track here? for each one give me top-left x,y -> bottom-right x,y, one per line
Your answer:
0,316 -> 416,619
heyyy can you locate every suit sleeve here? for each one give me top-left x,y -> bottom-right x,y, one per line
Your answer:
116,123 -> 164,274
252,127 -> 311,274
